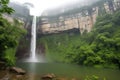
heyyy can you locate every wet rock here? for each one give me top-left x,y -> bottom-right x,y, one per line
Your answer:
10,67 -> 26,75
41,73 -> 56,80
16,75 -> 23,78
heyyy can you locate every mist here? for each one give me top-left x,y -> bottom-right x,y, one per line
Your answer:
10,0 -> 101,16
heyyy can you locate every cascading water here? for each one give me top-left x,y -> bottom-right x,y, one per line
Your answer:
26,15 -> 38,62
23,15 -> 38,62
30,16 -> 36,59
23,16 -> 46,62
24,15 -> 46,62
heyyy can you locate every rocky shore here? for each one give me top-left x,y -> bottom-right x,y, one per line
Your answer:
0,61 -> 78,80
0,70 -> 78,80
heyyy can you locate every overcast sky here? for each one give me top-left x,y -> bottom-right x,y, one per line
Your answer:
10,0 -> 83,16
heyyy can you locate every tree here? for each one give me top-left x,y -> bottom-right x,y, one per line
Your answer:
0,0 -> 26,66
0,0 -> 14,15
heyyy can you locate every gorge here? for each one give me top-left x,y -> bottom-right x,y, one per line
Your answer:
13,0 -> 120,67
0,0 -> 120,80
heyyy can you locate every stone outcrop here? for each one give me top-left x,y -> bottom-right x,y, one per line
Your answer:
41,73 -> 56,80
38,0 -> 120,34
10,67 -> 26,75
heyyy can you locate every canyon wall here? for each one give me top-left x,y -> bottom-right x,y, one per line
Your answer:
37,0 -> 120,34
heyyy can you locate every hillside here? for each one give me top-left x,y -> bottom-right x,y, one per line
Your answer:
38,10 -> 120,69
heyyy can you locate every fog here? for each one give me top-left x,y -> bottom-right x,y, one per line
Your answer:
10,0 -> 100,16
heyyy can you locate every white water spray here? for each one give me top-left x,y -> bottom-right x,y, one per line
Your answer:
26,15 -> 38,62
30,16 -> 36,59
23,16 -> 38,62
24,16 -> 46,62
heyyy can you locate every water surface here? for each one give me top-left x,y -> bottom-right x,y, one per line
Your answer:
17,62 -> 120,80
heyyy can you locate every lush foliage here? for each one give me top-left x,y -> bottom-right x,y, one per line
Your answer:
0,0 -> 14,15
84,75 -> 106,80
39,11 -> 120,69
0,0 -> 26,66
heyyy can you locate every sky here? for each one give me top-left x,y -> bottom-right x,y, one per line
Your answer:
10,0 -> 82,16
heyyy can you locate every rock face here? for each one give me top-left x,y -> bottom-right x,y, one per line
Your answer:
37,0 -> 120,34
41,73 -> 56,80
10,67 -> 26,75
39,8 -> 98,34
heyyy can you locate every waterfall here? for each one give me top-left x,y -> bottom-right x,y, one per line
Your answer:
24,16 -> 46,62
30,16 -> 36,59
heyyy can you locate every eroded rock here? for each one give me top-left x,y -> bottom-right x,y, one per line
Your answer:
41,73 -> 56,80
10,67 -> 26,75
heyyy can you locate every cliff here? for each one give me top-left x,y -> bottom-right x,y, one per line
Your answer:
37,0 -> 120,34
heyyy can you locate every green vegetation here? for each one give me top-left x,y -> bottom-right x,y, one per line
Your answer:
0,0 -> 26,66
0,0 -> 14,15
38,11 -> 120,69
84,75 -> 106,80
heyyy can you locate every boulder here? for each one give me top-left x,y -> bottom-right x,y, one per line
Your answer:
16,75 -> 23,78
10,67 -> 26,75
41,73 -> 56,80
